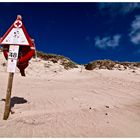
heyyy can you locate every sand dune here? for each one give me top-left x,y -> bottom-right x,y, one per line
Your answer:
0,52 -> 140,137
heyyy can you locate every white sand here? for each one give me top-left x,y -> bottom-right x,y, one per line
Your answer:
0,51 -> 140,137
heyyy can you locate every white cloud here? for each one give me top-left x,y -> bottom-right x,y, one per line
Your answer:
95,35 -> 121,49
121,3 -> 140,14
99,3 -> 140,15
129,15 -> 140,44
130,32 -> 140,44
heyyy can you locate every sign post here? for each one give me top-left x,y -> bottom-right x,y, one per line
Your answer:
3,73 -> 14,120
3,45 -> 19,120
0,15 -> 35,120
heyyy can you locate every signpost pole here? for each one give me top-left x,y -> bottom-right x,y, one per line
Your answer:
0,15 -> 34,120
3,45 -> 19,120
3,72 -> 14,120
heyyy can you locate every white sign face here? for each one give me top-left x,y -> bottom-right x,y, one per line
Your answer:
2,28 -> 29,45
7,45 -> 19,73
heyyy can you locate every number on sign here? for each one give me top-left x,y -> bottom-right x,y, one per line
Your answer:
8,52 -> 18,59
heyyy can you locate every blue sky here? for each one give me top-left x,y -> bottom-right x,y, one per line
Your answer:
0,2 -> 140,64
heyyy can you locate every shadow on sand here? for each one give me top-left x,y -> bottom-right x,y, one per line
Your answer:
10,96 -> 28,108
1,96 -> 28,108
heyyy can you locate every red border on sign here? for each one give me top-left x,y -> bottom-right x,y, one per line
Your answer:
0,19 -> 33,47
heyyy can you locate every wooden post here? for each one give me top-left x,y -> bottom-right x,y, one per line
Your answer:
3,72 -> 14,120
80,65 -> 83,73
31,39 -> 37,60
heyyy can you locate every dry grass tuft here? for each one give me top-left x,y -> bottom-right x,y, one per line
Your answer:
85,60 -> 140,71
36,51 -> 78,70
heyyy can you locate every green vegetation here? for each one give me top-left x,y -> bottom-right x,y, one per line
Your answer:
36,51 -> 78,70
85,60 -> 116,70
35,51 -> 140,71
85,59 -> 140,70
61,61 -> 78,70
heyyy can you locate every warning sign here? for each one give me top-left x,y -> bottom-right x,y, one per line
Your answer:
2,28 -> 29,45
0,18 -> 33,47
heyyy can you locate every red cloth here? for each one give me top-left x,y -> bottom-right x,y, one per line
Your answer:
18,46 -> 35,63
17,61 -> 29,70
3,45 -> 9,60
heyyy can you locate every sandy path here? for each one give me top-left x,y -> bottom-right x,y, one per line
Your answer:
0,67 -> 140,137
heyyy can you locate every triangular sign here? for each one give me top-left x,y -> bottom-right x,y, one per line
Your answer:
0,17 -> 33,47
